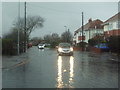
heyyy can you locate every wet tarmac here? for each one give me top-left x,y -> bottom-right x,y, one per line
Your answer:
2,46 -> 119,88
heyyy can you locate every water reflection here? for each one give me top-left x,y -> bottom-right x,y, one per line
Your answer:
69,56 -> 74,88
57,56 -> 63,88
57,56 -> 74,88
38,49 -> 44,52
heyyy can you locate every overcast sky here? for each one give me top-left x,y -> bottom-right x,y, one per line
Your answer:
1,2 -> 118,38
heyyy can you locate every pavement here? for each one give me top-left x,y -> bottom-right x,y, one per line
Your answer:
1,47 -> 51,70
2,51 -> 30,70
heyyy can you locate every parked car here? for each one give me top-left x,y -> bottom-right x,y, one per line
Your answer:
44,43 -> 51,48
38,44 -> 45,49
94,43 -> 109,51
28,43 -> 32,48
57,42 -> 73,56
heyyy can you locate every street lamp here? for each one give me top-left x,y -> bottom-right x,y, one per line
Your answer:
64,25 -> 70,32
64,26 -> 67,31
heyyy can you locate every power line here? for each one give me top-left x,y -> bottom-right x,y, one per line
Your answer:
27,3 -> 81,15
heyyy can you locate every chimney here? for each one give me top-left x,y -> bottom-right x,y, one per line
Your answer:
88,18 -> 92,23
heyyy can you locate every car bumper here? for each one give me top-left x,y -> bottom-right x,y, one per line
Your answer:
58,51 -> 73,56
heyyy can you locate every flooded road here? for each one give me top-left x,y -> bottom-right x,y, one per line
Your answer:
2,46 -> 119,88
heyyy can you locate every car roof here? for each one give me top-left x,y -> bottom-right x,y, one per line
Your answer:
39,44 -> 44,45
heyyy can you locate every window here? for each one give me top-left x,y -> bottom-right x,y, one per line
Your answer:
118,21 -> 120,29
109,23 -> 113,30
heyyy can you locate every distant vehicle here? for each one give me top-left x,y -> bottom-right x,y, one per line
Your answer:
38,44 -> 45,49
44,43 -> 51,48
94,43 -> 109,51
28,43 -> 32,48
57,42 -> 73,56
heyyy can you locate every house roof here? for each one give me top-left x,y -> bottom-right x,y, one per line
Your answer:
104,12 -> 120,24
74,19 -> 103,35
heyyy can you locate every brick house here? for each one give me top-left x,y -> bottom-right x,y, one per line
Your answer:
73,19 -> 104,45
102,12 -> 120,37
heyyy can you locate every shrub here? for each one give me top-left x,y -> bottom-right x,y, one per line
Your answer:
107,36 -> 120,53
2,39 -> 17,55
88,36 -> 104,46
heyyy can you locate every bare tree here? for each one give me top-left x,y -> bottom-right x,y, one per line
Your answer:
44,33 -> 60,48
44,34 -> 52,44
61,29 -> 73,43
51,33 -> 60,42
14,16 -> 44,40
31,37 -> 43,46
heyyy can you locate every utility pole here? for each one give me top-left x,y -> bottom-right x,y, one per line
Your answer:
67,28 -> 70,42
17,1 -> 20,55
24,2 -> 27,52
64,26 -> 67,42
82,12 -> 84,51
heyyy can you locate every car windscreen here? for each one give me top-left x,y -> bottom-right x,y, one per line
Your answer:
59,43 -> 71,48
39,44 -> 44,46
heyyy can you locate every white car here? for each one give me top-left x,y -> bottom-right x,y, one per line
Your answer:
38,44 -> 45,49
57,43 -> 73,56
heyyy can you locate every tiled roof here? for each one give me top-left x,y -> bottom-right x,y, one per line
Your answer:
74,19 -> 103,35
84,19 -> 103,30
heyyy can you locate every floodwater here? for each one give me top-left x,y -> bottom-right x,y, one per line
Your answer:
2,46 -> 119,88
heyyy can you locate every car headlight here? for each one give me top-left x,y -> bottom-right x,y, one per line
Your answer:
58,47 -> 62,52
70,47 -> 73,51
